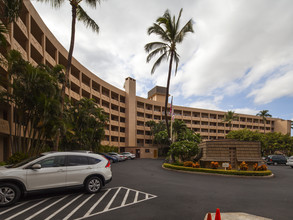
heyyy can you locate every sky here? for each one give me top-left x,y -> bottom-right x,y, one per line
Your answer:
31,0 -> 293,123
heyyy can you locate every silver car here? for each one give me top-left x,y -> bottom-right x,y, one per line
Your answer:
0,152 -> 112,207
121,152 -> 136,160
286,156 -> 293,168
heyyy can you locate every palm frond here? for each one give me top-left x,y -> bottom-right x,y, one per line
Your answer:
147,23 -> 170,42
77,5 -> 99,33
146,46 -> 168,63
175,19 -> 194,43
144,41 -> 168,53
2,0 -> 23,23
84,0 -> 101,8
175,9 -> 183,34
150,52 -> 168,74
35,0 -> 65,8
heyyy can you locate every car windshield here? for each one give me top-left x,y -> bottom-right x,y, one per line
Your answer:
7,155 -> 44,168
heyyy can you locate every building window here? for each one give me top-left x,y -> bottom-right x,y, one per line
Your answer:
145,149 -> 150,153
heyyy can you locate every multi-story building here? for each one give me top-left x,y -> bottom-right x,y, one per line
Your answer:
0,1 -> 291,161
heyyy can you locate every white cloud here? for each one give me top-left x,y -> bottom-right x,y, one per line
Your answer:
248,70 -> 293,104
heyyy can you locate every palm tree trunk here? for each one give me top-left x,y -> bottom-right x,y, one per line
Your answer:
55,4 -> 77,151
165,51 -> 174,141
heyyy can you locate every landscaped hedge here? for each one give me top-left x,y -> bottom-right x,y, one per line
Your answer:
163,163 -> 272,176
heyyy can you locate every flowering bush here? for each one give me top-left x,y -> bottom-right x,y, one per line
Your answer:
183,161 -> 194,167
253,163 -> 267,171
227,164 -> 232,170
192,162 -> 200,168
239,161 -> 248,171
257,164 -> 268,171
210,161 -> 219,169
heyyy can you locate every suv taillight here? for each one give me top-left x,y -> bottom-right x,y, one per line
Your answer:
270,159 -> 272,161
105,160 -> 111,168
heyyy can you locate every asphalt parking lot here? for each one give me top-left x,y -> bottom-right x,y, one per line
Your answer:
1,159 -> 292,220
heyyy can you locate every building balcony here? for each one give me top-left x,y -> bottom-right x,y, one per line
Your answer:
137,107 -> 144,113
69,75 -> 80,86
0,119 -> 9,134
101,94 -> 110,102
81,83 -> 90,93
137,134 -> 144,139
13,41 -> 27,60
110,131 -> 119,136
145,109 -> 152,114
45,52 -> 56,66
15,18 -> 28,37
92,89 -> 100,97
120,122 -> 125,127
111,99 -> 119,106
31,35 -> 43,55
137,125 -> 144,130
70,90 -> 80,100
110,109 -> 119,116
110,121 -> 119,126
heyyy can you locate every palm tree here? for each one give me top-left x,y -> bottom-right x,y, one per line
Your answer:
257,110 -> 272,134
172,119 -> 187,142
36,0 -> 101,150
145,8 -> 194,140
223,111 -> 239,132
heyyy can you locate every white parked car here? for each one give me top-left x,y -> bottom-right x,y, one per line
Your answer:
286,156 -> 293,168
121,152 -> 136,160
0,152 -> 112,207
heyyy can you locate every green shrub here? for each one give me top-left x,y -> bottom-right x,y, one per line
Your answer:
98,145 -> 119,153
0,161 -> 6,166
163,163 -> 272,176
7,152 -> 29,164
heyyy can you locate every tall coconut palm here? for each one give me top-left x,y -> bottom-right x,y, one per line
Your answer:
223,111 -> 239,132
145,8 -> 194,140
36,0 -> 100,150
257,110 -> 272,134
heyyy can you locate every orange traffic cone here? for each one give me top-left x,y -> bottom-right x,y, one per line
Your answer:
215,208 -> 221,220
206,212 -> 212,220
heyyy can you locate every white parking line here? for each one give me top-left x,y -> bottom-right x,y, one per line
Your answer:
0,201 -> 29,215
25,195 -> 69,220
76,186 -> 157,220
121,188 -> 130,206
83,189 -> 111,217
103,187 -> 121,211
5,198 -> 50,220
63,194 -> 95,220
44,194 -> 83,220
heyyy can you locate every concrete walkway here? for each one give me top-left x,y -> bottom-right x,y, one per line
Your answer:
204,212 -> 272,220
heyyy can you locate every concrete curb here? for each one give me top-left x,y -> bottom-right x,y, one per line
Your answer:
162,164 -> 275,178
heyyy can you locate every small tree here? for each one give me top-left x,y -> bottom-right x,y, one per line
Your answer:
168,140 -> 199,161
256,110 -> 272,134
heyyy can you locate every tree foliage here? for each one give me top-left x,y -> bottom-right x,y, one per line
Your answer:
0,50 -> 65,155
61,98 -> 108,152
168,140 -> 199,161
223,111 -> 239,131
226,129 -> 293,156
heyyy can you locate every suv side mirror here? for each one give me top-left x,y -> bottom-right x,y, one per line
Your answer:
31,164 -> 41,169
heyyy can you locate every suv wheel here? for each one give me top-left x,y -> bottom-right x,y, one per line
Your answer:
0,183 -> 21,207
85,176 -> 102,193
274,162 -> 278,166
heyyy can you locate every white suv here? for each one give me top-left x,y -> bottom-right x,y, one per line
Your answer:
0,152 -> 112,207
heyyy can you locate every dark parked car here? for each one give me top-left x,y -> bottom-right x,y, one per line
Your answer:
99,153 -> 118,163
266,155 -> 287,165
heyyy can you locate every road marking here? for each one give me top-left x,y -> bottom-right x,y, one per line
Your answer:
76,186 -> 157,220
83,189 -> 111,217
0,187 -> 157,220
25,195 -> 69,220
121,188 -> 130,206
5,198 -> 50,220
103,187 -> 121,211
44,194 -> 83,220
63,194 -> 95,220
0,201 -> 29,215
